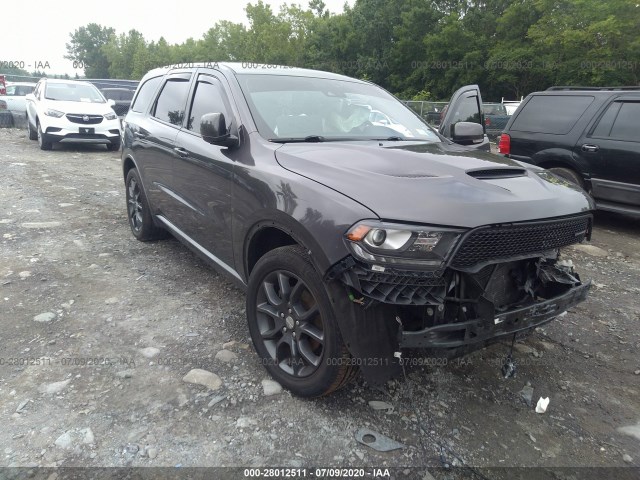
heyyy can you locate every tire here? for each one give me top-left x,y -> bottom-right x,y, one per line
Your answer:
247,245 -> 358,397
37,122 -> 52,150
27,118 -> 37,140
549,167 -> 584,188
107,137 -> 121,152
125,168 -> 168,241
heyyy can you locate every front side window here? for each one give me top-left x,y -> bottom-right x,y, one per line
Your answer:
236,74 -> 440,142
187,76 -> 230,133
449,94 -> 481,125
153,76 -> 191,126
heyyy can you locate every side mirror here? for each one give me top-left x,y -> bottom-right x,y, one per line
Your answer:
451,121 -> 485,145
200,112 -> 239,148
107,99 -> 116,107
25,93 -> 35,102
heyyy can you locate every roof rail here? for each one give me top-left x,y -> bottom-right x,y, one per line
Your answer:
547,86 -> 640,91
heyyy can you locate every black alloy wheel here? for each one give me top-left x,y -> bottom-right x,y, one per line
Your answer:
247,245 -> 358,397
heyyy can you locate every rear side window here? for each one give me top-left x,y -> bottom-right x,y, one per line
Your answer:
511,95 -> 594,135
609,102 -> 640,141
152,76 -> 191,126
591,102 -> 621,138
130,76 -> 162,113
187,76 -> 231,133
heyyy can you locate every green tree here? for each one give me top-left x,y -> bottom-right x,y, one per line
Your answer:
103,29 -> 147,79
65,24 -> 115,77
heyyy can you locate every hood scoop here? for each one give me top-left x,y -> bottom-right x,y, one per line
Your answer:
466,167 -> 527,180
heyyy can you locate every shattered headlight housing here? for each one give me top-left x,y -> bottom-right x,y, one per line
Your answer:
345,221 -> 464,269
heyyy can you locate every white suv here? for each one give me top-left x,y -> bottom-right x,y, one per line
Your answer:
25,79 -> 121,151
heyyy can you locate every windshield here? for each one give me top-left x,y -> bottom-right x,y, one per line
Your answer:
237,74 -> 440,142
45,83 -> 106,103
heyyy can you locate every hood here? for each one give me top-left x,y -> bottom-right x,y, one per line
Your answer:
275,141 -> 594,228
44,99 -> 112,115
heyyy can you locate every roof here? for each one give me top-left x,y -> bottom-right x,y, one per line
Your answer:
141,62 -> 366,84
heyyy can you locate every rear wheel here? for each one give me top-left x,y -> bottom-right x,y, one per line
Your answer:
247,245 -> 357,397
549,167 -> 583,188
125,168 -> 168,241
107,137 -> 121,152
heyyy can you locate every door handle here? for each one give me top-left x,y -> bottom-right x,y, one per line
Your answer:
581,144 -> 599,153
174,147 -> 190,158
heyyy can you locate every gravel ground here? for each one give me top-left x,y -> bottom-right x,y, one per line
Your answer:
0,127 -> 639,478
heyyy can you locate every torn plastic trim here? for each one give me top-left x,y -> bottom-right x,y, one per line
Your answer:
399,280 -> 591,349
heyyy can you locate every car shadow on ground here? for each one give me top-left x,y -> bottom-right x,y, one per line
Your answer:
44,143 -> 116,154
594,210 -> 640,234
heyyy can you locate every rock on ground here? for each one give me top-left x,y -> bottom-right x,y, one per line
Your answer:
39,379 -> 71,394
182,369 -> 222,390
262,379 -> 283,396
34,312 -> 56,323
215,349 -> 238,363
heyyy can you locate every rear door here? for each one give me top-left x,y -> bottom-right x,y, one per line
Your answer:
133,73 -> 192,219
439,84 -> 489,151
578,97 -> 640,206
172,71 -> 239,268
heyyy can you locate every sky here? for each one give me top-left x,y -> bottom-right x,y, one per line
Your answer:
1,0 -> 354,76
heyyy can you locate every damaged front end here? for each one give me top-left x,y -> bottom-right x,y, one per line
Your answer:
327,214 -> 592,382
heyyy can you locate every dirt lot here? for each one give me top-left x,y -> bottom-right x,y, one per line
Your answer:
0,127 -> 639,478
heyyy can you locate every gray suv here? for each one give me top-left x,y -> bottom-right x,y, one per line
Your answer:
122,63 -> 593,397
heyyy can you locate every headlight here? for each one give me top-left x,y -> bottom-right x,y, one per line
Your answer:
104,112 -> 117,120
345,221 -> 464,269
44,109 -> 64,118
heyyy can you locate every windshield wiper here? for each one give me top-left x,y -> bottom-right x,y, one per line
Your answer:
270,135 -> 326,143
375,136 -> 406,141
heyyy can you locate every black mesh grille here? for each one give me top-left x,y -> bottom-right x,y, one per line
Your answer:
451,216 -> 591,269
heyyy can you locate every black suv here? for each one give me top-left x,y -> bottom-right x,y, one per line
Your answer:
499,86 -> 640,217
122,63 -> 593,397
100,88 -> 135,117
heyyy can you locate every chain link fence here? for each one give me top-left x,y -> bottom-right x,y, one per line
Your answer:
402,100 -> 448,127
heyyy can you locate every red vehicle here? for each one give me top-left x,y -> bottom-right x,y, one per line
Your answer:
0,75 -> 6,95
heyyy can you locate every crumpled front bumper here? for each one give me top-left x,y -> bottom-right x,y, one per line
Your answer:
400,281 -> 591,349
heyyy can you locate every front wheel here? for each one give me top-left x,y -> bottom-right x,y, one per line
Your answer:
247,246 -> 358,397
37,123 -> 52,150
27,118 -> 37,140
